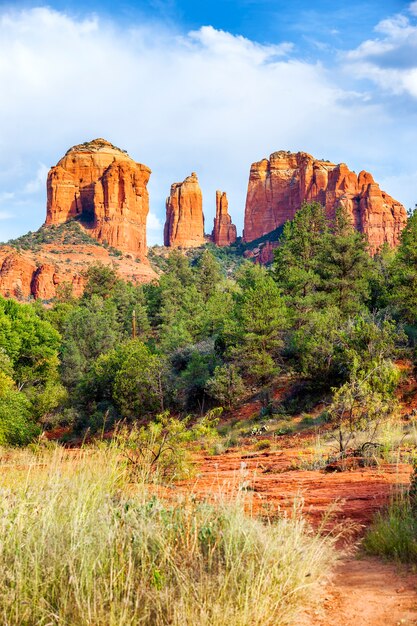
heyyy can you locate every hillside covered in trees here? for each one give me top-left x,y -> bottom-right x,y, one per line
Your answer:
1,203 -> 416,447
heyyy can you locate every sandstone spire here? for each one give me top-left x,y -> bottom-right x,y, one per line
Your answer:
211,191 -> 237,246
164,172 -> 205,247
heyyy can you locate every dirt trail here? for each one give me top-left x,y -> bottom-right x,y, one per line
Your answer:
181,427 -> 416,626
298,553 -> 417,626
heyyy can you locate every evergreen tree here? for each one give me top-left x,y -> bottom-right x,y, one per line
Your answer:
227,264 -> 288,384
390,210 -> 417,324
273,202 -> 328,313
318,207 -> 371,316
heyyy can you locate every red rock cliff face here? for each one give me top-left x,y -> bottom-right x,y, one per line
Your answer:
164,173 -> 205,248
211,191 -> 237,246
46,139 -> 151,259
243,151 -> 407,252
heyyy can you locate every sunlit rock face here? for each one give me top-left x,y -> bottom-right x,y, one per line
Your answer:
243,150 -> 407,253
164,172 -> 205,248
46,138 -> 151,259
211,191 -> 237,246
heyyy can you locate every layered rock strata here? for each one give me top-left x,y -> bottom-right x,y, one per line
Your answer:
164,173 -> 205,247
243,151 -> 407,252
211,191 -> 237,246
46,138 -> 151,258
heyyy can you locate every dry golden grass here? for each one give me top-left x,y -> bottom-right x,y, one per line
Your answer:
0,444 -> 335,625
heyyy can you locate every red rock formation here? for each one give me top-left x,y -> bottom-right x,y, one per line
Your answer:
164,173 -> 205,247
46,139 -> 151,259
0,254 -> 37,299
243,151 -> 407,253
0,252 -> 85,300
211,191 -> 237,246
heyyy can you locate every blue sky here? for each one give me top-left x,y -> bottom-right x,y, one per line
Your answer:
0,0 -> 416,244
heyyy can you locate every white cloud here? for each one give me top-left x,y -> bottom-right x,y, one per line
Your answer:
0,6 -> 416,244
24,163 -> 49,194
0,211 -> 12,220
345,11 -> 417,98
147,212 -> 162,231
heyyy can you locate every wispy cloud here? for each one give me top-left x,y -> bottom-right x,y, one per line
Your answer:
345,9 -> 417,96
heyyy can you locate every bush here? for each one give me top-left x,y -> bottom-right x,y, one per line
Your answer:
363,495 -> 417,563
0,373 -> 40,445
363,464 -> 417,563
254,439 -> 271,450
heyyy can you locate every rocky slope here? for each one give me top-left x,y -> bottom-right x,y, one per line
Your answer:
164,173 -> 205,247
0,223 -> 156,300
46,138 -> 151,259
243,151 -> 407,252
211,191 -> 237,246
0,138 -> 156,300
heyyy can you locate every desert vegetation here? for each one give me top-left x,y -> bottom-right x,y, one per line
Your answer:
1,203 -> 414,449
1,201 -> 417,616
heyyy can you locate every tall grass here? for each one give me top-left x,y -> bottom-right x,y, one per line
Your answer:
363,494 -> 417,563
0,446 -> 335,625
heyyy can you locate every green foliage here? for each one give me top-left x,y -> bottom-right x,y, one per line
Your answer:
0,200 -> 413,440
113,341 -> 164,418
319,207 -> 371,315
116,410 -> 220,481
363,493 -> 417,563
274,203 -> 372,317
390,210 -> 417,323
60,296 -> 122,387
329,357 -> 399,452
291,310 -> 403,388
5,221 -> 100,250
195,249 -> 222,301
274,202 -> 329,311
205,363 -> 245,409
80,340 -> 164,422
0,373 -> 39,445
82,263 -> 119,299
226,264 -> 288,384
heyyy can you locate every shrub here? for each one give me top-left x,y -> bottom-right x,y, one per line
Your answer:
254,438 -> 271,450
363,494 -> 417,563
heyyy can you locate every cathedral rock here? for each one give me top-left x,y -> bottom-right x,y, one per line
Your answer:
164,173 -> 205,247
243,151 -> 407,253
46,138 -> 151,259
211,191 -> 237,246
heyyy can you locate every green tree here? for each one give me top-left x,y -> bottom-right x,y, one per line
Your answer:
113,340 -> 165,418
227,264 -> 288,384
329,361 -> 399,453
60,296 -> 122,388
318,207 -> 371,315
390,211 -> 417,324
195,250 -> 222,302
0,297 -> 61,390
0,372 -> 39,445
273,202 -> 328,313
82,263 -> 118,300
205,364 -> 245,409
